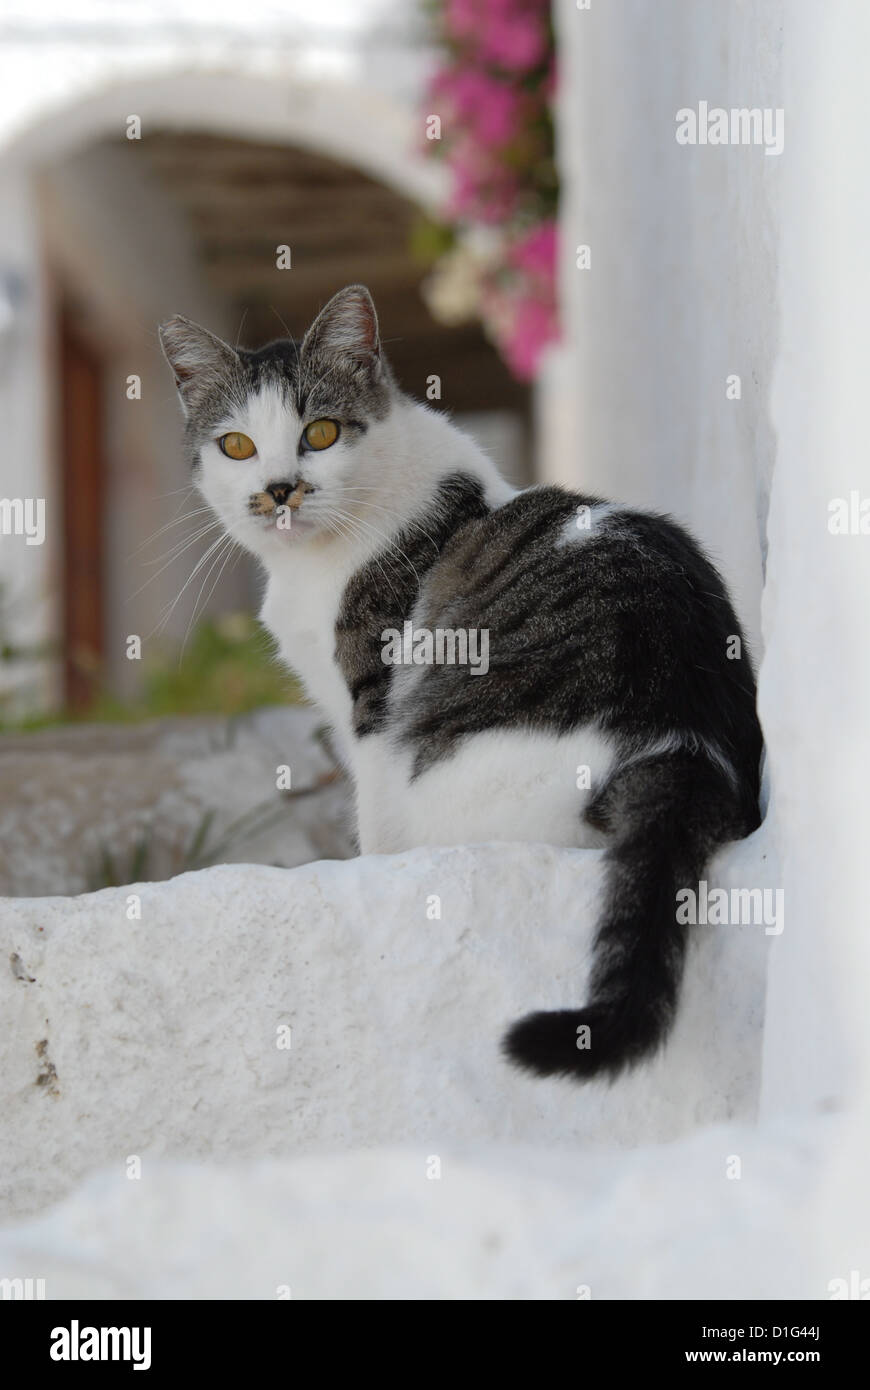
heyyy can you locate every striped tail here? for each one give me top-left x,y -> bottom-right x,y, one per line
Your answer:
503,751 -> 754,1081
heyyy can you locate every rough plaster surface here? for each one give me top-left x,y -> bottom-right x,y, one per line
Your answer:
0,833 -> 770,1223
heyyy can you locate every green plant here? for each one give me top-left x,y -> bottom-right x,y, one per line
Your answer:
1,613 -> 302,732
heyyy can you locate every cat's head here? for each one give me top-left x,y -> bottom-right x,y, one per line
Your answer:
159,285 -> 396,559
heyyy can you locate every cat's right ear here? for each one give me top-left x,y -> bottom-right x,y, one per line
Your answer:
159,316 -> 238,413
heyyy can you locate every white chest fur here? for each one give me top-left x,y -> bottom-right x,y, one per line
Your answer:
259,557 -> 355,764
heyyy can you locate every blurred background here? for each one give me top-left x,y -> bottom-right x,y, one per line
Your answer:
0,0 -> 552,730
0,0 -> 775,894
0,0 -> 561,891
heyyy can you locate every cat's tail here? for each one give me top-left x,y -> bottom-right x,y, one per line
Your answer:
502,750 -> 755,1082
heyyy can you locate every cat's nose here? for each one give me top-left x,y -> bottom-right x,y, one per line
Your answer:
266,480 -> 294,507
266,479 -> 314,509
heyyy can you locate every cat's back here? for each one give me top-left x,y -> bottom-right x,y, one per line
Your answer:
402,483 -> 759,778
421,483 -> 736,642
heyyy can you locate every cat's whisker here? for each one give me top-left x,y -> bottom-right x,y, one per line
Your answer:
332,489 -> 442,553
268,306 -> 299,370
306,501 -> 395,568
319,508 -> 405,607
148,532 -> 229,639
203,536 -> 241,615
344,499 -> 441,554
127,521 -> 225,599
151,484 -> 199,501
312,495 -> 411,556
179,535 -> 238,663
295,358 -> 340,404
128,506 -> 217,560
326,505 -> 424,587
151,518 -> 227,562
141,521 -> 223,568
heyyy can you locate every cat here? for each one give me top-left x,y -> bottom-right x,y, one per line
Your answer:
160,284 -> 763,1082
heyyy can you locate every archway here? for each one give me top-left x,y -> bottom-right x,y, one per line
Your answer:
0,71 -> 529,715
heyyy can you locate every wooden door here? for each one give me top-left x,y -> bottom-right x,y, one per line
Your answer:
59,304 -> 104,711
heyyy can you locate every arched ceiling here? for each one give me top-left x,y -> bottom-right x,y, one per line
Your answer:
141,130 -> 529,415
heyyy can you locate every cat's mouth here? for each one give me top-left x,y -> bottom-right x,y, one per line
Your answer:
249,481 -> 314,516
248,483 -> 317,538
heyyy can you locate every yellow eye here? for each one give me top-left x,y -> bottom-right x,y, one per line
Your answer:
219,432 -> 256,460
304,419 -> 339,451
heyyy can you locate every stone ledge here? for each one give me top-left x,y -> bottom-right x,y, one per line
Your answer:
0,1121 -> 823,1299
0,833 -> 772,1221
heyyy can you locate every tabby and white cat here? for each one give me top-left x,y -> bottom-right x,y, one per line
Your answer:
160,285 -> 762,1082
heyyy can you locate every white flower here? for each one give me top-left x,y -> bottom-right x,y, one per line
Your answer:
420,234 -> 502,326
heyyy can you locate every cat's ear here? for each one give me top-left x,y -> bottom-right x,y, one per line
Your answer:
302,285 -> 380,366
159,316 -> 238,410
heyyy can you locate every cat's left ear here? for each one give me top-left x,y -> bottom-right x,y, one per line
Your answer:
302,285 -> 381,367
159,316 -> 239,413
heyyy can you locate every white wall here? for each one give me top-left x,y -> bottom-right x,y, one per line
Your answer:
762,0 -> 870,1288
550,0 -> 785,655
760,1 -> 870,1129
553,1 -> 870,1281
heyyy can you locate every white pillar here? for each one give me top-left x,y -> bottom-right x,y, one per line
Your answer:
0,163 -> 58,714
760,3 -> 870,1125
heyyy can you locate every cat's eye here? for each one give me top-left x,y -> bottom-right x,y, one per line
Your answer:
219,432 -> 256,460
303,419 -> 340,451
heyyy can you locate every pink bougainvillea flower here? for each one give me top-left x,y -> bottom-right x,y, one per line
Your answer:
443,0 -> 478,44
508,219 -> 558,278
445,0 -> 550,72
482,14 -> 548,72
471,77 -> 523,146
501,293 -> 559,380
448,158 -> 521,224
423,0 -> 559,379
432,68 -> 524,149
